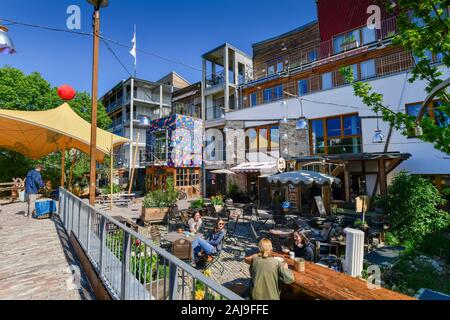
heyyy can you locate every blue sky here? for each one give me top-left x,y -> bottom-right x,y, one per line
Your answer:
1,0 -> 317,96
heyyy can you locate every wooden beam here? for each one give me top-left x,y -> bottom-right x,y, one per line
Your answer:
379,159 -> 387,197
61,148 -> 66,188
344,163 -> 350,203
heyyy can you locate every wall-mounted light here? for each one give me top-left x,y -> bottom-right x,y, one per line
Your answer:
296,98 -> 308,130
372,117 -> 384,143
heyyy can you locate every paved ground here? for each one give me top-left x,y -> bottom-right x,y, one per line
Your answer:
0,200 -> 94,300
96,198 -> 262,291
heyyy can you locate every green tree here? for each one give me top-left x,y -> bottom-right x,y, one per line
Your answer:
376,172 -> 450,247
0,66 -> 112,184
341,0 -> 450,154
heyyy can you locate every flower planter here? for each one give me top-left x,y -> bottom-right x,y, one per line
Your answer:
141,207 -> 169,223
214,205 -> 223,213
340,40 -> 357,52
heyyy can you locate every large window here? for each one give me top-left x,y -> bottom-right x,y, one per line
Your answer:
406,101 -> 450,137
245,125 -> 280,159
322,72 -> 333,90
263,85 -> 283,103
298,79 -> 309,96
333,26 -> 376,55
154,131 -> 168,161
251,93 -> 257,107
361,59 -> 376,79
310,114 -> 362,155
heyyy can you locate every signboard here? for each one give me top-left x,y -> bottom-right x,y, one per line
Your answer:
277,158 -> 286,173
314,196 -> 327,216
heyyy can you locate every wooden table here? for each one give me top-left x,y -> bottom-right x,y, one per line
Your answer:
244,252 -> 415,300
162,232 -> 203,244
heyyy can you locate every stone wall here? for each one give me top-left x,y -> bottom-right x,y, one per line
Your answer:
279,121 -> 310,159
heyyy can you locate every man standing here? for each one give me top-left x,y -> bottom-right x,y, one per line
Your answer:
25,164 -> 45,217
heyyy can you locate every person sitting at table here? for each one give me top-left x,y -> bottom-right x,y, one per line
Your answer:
191,218 -> 226,264
249,238 -> 294,300
188,211 -> 203,234
292,229 -> 315,262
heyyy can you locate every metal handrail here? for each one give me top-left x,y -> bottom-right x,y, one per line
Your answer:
58,188 -> 242,300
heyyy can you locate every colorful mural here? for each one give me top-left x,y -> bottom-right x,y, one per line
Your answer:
146,114 -> 203,168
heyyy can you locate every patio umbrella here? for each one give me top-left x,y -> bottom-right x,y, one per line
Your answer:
266,170 -> 341,187
0,103 -> 129,162
210,169 -> 236,175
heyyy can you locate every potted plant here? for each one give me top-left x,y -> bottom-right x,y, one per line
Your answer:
210,195 -> 224,213
340,34 -> 357,51
190,198 -> 205,210
141,177 -> 178,224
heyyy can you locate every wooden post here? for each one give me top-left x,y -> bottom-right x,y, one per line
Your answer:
379,159 -> 387,197
110,135 -> 114,211
344,162 -> 351,203
61,148 -> 66,188
68,150 -> 78,191
128,132 -> 140,194
89,8 -> 101,206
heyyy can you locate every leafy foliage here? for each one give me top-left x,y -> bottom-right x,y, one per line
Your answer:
376,172 -> 450,247
210,194 -> 224,206
190,198 -> 205,209
142,177 -> 178,208
340,1 -> 450,154
0,66 -> 111,185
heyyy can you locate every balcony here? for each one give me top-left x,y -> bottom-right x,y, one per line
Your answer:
206,105 -> 225,121
246,16 -> 398,84
205,70 -> 236,88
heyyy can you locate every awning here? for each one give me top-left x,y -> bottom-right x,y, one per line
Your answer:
267,170 -> 341,187
0,103 -> 129,162
231,162 -> 277,173
210,169 -> 236,175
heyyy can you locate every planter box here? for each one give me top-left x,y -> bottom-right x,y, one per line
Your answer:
214,205 -> 223,213
141,207 -> 169,223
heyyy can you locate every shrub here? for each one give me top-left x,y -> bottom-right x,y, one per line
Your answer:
143,177 -> 178,208
190,198 -> 205,209
210,195 -> 224,206
376,172 -> 450,248
101,184 -> 122,195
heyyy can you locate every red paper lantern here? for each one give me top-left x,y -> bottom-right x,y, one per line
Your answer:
57,84 -> 76,101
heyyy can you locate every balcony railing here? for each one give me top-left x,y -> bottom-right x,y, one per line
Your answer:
205,70 -> 236,88
58,188 -> 242,300
247,16 -> 399,83
206,105 -> 225,121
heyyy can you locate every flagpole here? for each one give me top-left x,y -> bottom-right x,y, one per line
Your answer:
133,24 -> 137,78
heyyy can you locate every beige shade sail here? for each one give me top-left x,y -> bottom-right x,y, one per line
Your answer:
0,103 -> 129,162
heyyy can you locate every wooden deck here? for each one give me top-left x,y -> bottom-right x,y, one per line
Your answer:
0,201 -> 94,300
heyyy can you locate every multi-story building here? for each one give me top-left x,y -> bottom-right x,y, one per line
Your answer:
205,0 -> 450,211
201,43 -> 253,195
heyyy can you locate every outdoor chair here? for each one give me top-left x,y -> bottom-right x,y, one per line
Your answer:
171,238 -> 192,262
167,205 -> 187,232
253,204 -> 273,231
199,232 -> 227,274
205,204 -> 219,217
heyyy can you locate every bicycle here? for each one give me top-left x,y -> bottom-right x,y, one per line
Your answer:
178,189 -> 187,200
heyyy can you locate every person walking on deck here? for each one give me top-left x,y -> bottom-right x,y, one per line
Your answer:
24,164 -> 45,217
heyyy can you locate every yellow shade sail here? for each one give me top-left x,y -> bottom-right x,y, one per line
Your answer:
0,103 -> 129,162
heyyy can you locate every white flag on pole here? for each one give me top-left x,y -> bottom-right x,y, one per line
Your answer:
130,25 -> 137,75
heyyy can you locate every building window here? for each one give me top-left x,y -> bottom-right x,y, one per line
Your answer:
333,30 -> 361,54
277,61 -> 284,73
361,59 -> 376,79
245,125 -> 280,159
322,72 -> 333,90
298,79 -> 309,96
362,26 -> 376,44
154,131 -> 168,161
406,101 -> 450,137
308,50 -> 317,62
310,114 -> 362,155
251,93 -> 257,107
267,65 -> 276,76
263,85 -> 284,103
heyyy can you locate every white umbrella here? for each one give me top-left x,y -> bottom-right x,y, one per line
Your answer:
210,169 -> 236,175
266,170 -> 341,187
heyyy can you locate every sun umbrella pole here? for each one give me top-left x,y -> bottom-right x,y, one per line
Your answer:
128,132 -> 140,194
110,136 -> 114,211
61,147 -> 66,188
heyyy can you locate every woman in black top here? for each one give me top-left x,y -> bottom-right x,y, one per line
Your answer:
293,229 -> 315,262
